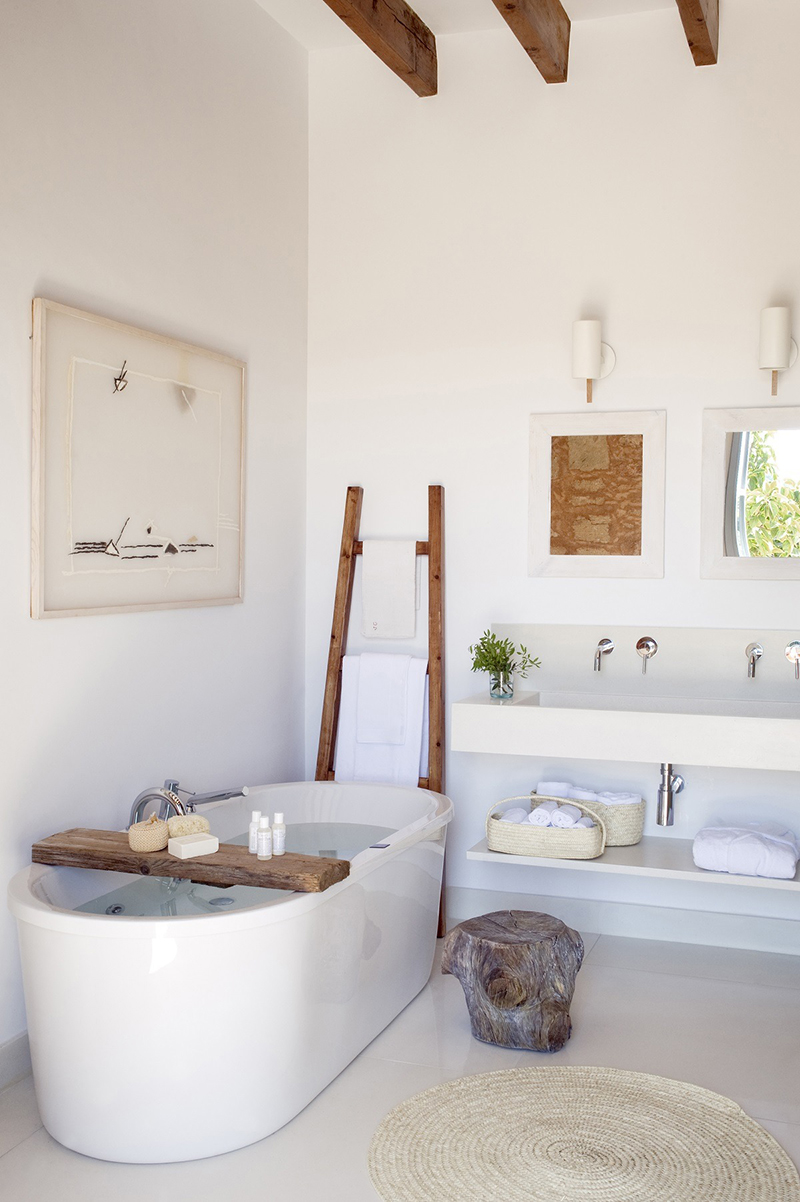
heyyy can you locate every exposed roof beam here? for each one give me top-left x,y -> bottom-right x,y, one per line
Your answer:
674,0 -> 719,66
321,0 -> 437,96
489,0 -> 571,84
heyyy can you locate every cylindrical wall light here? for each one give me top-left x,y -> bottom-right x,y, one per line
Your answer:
572,319 -> 615,404
760,307 -> 798,396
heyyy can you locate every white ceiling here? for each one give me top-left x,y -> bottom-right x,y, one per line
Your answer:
255,0 -> 675,51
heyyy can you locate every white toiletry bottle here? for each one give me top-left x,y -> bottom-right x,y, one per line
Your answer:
256,815 -> 273,861
272,812 -> 286,856
248,810 -> 262,855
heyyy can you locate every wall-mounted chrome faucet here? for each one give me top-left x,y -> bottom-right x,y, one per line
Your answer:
594,638 -> 615,672
746,642 -> 764,679
129,779 -> 250,827
785,642 -> 800,680
636,636 -> 658,675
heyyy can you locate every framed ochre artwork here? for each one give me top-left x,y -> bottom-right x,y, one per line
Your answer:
31,299 -> 245,618
528,411 -> 666,578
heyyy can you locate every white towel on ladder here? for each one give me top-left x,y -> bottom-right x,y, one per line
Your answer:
361,540 -> 417,639
356,653 -> 409,745
335,655 -> 428,786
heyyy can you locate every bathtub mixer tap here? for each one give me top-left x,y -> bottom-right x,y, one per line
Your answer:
128,780 -> 250,827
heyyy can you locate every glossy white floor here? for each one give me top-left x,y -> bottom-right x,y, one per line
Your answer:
1,931 -> 799,1200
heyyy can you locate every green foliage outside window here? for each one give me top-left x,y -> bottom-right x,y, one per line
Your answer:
745,430 -> 800,557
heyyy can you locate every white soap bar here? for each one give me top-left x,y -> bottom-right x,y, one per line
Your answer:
168,833 -> 219,860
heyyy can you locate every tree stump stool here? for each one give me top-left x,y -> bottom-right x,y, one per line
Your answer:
441,910 -> 584,1052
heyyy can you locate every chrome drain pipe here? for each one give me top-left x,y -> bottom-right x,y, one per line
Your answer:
657,763 -> 685,827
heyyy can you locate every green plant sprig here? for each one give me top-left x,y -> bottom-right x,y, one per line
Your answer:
469,630 -> 541,679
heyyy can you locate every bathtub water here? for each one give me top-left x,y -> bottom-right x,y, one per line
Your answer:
8,781 -> 452,1163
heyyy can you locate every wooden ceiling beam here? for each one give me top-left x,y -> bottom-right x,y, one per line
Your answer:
322,0 -> 437,97
489,0 -> 571,85
674,0 -> 719,66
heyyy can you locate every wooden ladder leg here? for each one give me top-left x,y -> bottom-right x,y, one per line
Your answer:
315,486 -> 363,782
426,485 -> 447,936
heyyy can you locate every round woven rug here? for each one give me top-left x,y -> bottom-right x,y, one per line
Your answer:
368,1066 -> 800,1202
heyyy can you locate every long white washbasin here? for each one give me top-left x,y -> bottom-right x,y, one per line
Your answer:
451,691 -> 800,772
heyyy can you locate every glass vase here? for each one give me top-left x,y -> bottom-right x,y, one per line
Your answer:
489,671 -> 514,701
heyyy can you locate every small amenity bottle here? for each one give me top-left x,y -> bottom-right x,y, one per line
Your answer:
248,810 -> 262,855
272,812 -> 286,856
256,815 -> 273,861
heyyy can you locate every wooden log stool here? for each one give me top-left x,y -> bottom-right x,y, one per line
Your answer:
441,910 -> 584,1053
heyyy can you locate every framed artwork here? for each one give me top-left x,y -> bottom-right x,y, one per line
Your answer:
31,299 -> 245,618
528,410 -> 666,578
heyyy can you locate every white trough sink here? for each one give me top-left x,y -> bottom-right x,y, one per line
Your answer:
451,691 -> 800,773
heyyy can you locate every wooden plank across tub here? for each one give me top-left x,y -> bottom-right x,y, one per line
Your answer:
31,829 -> 350,893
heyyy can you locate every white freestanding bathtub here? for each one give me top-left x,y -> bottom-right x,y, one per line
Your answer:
8,781 -> 452,1163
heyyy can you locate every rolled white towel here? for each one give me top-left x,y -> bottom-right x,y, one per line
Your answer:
528,799 -> 560,826
568,787 -> 600,803
498,807 -> 529,824
598,791 -> 643,807
693,823 -> 799,879
575,816 -> 595,829
536,781 -> 573,799
551,804 -> 583,828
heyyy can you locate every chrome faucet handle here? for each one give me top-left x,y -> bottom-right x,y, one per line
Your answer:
785,641 -> 800,680
745,643 -> 764,679
636,636 -> 658,675
594,637 -> 615,672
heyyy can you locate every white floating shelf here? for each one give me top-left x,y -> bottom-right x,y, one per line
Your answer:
466,836 -> 800,891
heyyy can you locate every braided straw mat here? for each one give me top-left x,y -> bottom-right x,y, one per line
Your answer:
368,1066 -> 800,1202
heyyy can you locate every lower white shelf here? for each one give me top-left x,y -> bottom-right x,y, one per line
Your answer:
466,836 -> 800,891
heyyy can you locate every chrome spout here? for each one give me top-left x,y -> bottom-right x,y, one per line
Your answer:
594,638 -> 615,672
163,779 -> 249,812
657,762 -> 685,827
746,642 -> 763,679
128,787 -> 187,829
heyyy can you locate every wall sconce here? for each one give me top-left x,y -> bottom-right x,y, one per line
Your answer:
760,307 -> 798,397
572,320 -> 616,404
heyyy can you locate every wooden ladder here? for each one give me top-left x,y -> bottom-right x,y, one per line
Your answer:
315,485 -> 446,934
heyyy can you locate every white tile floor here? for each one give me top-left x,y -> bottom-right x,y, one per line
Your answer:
1,931 -> 799,1200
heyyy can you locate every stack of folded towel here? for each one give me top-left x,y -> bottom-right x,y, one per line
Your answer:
692,822 -> 800,880
536,781 -> 643,807
499,800 -> 594,829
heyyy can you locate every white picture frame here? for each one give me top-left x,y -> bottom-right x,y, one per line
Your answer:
701,406 -> 800,580
31,299 -> 245,618
528,410 -> 666,578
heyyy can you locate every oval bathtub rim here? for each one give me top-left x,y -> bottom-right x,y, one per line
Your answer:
8,787 -> 453,939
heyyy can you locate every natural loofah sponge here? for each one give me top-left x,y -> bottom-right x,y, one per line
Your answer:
167,814 -> 211,838
128,812 -> 169,852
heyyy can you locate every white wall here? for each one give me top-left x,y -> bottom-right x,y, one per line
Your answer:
306,3 -> 800,935
0,0 -> 308,1044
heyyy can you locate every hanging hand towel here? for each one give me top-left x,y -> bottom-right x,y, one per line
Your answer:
334,654 -> 428,787
361,540 -> 417,640
356,653 -> 410,745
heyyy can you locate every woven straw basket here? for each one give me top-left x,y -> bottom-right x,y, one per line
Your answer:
486,795 -> 606,861
584,796 -> 645,847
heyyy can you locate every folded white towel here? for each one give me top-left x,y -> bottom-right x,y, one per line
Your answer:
551,804 -> 583,828
567,787 -> 600,803
356,653 -> 409,745
528,800 -> 560,826
498,807 -> 529,824
335,655 -> 428,786
598,791 -> 643,807
575,816 -> 595,829
536,781 -> 573,798
693,823 -> 799,880
361,540 -> 417,639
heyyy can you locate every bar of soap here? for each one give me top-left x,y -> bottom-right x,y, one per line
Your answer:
167,814 -> 211,838
168,833 -> 219,859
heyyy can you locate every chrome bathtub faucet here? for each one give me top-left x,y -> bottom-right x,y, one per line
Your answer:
129,779 -> 250,827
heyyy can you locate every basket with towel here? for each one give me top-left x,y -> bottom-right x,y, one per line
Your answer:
536,781 -> 645,847
486,795 -> 607,860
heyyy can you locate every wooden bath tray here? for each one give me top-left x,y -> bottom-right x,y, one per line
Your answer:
31,829 -> 350,893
